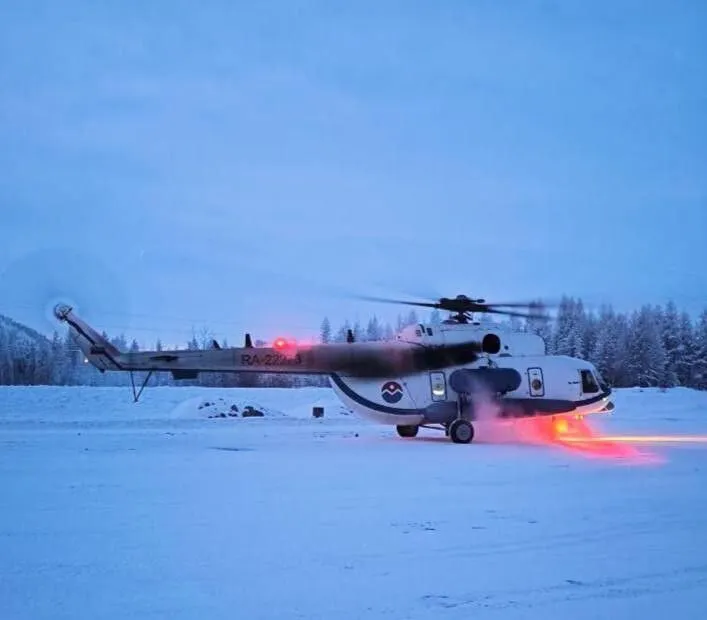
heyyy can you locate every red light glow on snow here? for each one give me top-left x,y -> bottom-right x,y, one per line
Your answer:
567,434 -> 707,445
514,416 -> 644,459
478,414 -> 667,463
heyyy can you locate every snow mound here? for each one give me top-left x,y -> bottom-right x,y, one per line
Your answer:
0,385 -> 346,424
170,395 -> 286,419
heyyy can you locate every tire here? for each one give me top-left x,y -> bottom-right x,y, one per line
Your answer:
396,424 -> 419,438
449,419 -> 474,444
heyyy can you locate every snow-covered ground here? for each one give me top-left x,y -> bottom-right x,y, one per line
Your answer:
1,385 -> 707,619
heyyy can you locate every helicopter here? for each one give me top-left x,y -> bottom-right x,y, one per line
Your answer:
53,294 -> 614,444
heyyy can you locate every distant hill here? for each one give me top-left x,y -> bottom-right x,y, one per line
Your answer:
0,313 -> 56,385
0,313 -> 52,347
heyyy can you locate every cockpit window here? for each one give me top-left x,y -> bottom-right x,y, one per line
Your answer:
594,369 -> 609,391
580,369 -> 600,394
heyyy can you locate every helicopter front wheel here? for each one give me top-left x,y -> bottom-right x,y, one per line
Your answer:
448,419 -> 474,444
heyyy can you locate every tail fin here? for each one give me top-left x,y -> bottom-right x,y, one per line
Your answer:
53,304 -> 125,372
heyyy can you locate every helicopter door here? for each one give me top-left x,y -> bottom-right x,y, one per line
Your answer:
429,371 -> 447,401
527,367 -> 545,397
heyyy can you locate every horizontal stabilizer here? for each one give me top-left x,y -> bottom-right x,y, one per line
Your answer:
172,370 -> 199,380
150,354 -> 179,362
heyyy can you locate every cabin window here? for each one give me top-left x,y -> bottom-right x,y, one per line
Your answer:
580,370 -> 599,394
429,372 -> 447,401
527,367 -> 544,396
426,327 -> 433,336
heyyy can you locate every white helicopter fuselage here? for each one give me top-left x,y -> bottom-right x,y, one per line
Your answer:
329,321 -> 613,427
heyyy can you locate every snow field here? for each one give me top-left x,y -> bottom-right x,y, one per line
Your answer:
1,386 -> 707,619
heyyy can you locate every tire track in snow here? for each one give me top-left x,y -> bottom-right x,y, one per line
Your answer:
349,513 -> 706,565
419,563 -> 707,611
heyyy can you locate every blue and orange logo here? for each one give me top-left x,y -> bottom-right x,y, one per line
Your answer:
381,381 -> 404,404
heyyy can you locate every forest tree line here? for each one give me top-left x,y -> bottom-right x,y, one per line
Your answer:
1,297 -> 706,390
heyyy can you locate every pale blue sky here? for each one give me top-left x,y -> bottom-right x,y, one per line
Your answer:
1,0 -> 705,345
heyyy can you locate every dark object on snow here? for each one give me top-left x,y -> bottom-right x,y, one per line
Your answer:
242,405 -> 265,417
312,406 -> 324,418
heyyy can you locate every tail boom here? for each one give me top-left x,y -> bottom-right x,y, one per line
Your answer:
54,304 -> 482,380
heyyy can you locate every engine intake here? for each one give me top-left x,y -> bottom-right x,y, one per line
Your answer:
481,333 -> 501,354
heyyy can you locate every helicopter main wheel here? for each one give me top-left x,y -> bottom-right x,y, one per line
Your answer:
448,419 -> 474,444
396,424 -> 419,438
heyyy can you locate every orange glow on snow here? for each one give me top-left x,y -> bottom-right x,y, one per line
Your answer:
479,414 -> 668,463
566,435 -> 707,445
530,416 -> 644,460
553,418 -> 569,435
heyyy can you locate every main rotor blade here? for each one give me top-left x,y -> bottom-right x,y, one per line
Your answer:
484,307 -> 549,319
355,294 -> 440,309
484,302 -> 540,308
484,300 -> 556,310
309,341 -> 482,378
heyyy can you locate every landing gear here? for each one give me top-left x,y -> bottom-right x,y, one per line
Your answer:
396,424 -> 419,438
442,392 -> 475,444
448,419 -> 474,444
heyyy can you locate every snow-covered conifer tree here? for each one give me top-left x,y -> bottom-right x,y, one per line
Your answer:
49,330 -> 65,385
334,320 -> 352,343
674,311 -> 696,387
382,322 -> 395,341
658,301 -> 680,387
625,306 -> 668,387
582,310 -> 598,362
591,305 -> 615,384
353,320 -> 364,343
365,316 -> 381,341
0,323 -> 10,385
506,315 -> 523,332
524,300 -> 552,352
405,310 -> 419,327
320,317 -> 332,344
553,297 -> 585,358
693,310 -> 707,390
